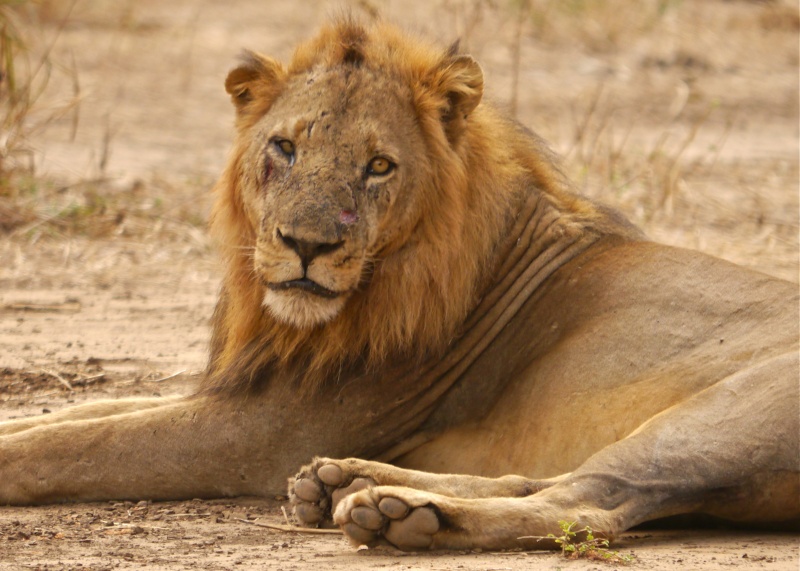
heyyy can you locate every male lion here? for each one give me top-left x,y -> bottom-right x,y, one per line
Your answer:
1,18 -> 798,552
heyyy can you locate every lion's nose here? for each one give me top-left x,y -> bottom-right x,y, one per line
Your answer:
277,228 -> 344,269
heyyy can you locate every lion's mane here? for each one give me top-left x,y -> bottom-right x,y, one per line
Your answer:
203,18 -> 599,394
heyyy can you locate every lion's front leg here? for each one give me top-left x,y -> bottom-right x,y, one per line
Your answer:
290,457 -> 555,527
333,485 -> 593,551
0,395 -> 295,505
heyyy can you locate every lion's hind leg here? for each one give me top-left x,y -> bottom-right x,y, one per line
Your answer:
290,457 -> 558,527
0,395 -> 183,436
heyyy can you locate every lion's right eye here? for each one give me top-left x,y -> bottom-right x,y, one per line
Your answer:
366,157 -> 395,176
274,139 -> 295,157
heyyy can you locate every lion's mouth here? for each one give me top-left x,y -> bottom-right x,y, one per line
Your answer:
267,278 -> 340,299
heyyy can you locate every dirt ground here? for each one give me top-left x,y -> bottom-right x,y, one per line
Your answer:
1,0 -> 798,569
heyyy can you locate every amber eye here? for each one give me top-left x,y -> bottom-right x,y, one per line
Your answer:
367,157 -> 395,176
275,139 -> 295,157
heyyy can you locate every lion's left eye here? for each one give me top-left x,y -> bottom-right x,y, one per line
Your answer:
366,157 -> 395,176
275,139 -> 295,157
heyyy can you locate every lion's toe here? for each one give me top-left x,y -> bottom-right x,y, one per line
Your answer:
317,463 -> 345,486
294,500 -> 325,524
350,505 -> 385,530
378,496 -> 410,519
293,477 -> 323,502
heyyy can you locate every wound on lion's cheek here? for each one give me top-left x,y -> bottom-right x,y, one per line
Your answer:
264,157 -> 274,181
339,209 -> 359,225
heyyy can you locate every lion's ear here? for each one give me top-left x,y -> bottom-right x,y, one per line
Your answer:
225,50 -> 286,119
435,55 -> 484,142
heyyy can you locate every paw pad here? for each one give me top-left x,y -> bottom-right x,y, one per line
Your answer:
335,490 -> 441,551
289,459 -> 375,527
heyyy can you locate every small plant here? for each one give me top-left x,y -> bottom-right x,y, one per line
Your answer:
523,520 -> 635,564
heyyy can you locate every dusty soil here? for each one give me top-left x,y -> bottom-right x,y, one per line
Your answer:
1,0 -> 798,569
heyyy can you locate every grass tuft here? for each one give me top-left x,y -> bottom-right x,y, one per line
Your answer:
521,520 -> 636,564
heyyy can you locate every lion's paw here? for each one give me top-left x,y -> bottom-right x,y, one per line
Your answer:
333,486 -> 441,550
289,457 -> 376,527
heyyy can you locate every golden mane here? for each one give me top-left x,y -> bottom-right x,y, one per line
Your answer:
203,18 -> 601,394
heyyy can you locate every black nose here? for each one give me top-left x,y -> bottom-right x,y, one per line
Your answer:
277,229 -> 344,269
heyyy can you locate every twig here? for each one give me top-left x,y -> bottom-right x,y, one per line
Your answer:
281,505 -> 292,526
77,373 -> 106,385
146,370 -> 187,383
235,518 -> 342,535
41,369 -> 73,391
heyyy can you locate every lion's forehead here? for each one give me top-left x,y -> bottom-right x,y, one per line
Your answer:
268,67 -> 415,141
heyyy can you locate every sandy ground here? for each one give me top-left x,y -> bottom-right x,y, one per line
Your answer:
1,0 -> 798,569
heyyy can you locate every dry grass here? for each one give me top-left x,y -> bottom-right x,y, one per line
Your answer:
506,0 -> 799,279
0,1 -> 83,172
519,0 -> 799,55
0,1 -> 209,243
525,0 -> 679,52
443,0 -> 797,193
0,0 -> 80,232
560,83 -> 726,218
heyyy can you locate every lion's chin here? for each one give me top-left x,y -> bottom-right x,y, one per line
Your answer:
263,288 -> 346,329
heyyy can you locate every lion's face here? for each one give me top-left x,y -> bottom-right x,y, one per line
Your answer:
237,66 -> 429,328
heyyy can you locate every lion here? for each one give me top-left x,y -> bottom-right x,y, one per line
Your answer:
0,18 -> 798,552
